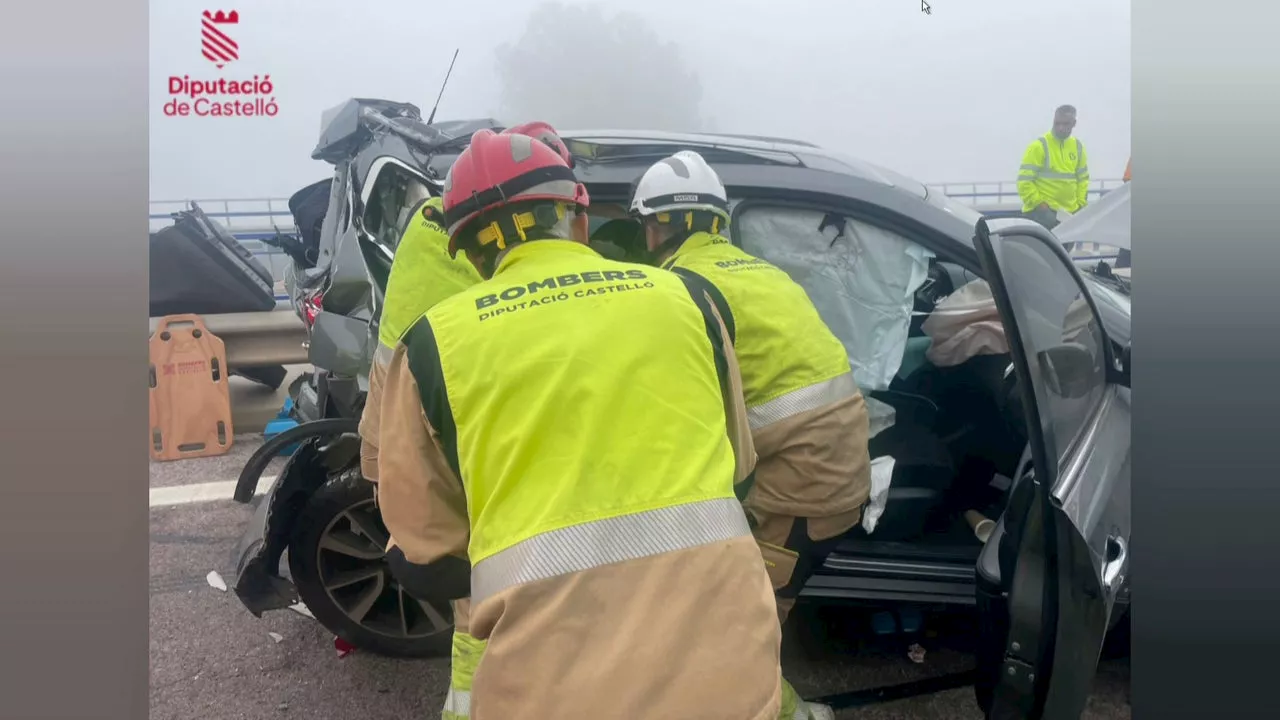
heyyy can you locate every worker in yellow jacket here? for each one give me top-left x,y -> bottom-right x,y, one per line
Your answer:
358,189 -> 484,720
631,150 -> 869,720
373,128 -> 791,718
1017,104 -> 1091,229
358,122 -> 583,720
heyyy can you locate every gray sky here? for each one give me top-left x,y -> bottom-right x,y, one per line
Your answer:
150,0 -> 1130,201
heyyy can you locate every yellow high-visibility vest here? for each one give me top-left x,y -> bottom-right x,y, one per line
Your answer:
405,239 -> 748,593
378,196 -> 482,349
1017,132 -> 1090,213
662,232 -> 857,431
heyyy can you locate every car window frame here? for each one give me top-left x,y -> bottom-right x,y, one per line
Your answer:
726,193 -> 979,273
723,194 -> 989,408
359,156 -> 433,260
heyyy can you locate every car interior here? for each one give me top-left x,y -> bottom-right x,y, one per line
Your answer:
580,199 -> 1030,559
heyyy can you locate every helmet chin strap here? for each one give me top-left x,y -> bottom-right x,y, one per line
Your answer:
651,230 -> 693,268
476,229 -> 566,278
647,210 -> 722,267
478,247 -> 502,279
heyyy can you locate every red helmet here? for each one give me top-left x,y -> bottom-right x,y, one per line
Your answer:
443,129 -> 589,257
504,121 -> 574,168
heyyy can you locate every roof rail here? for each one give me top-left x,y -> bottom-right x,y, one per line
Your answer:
701,132 -> 821,148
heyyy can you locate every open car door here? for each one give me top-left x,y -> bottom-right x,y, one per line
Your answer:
973,219 -> 1131,719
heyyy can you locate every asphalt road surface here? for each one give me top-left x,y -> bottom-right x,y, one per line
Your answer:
151,438 -> 1130,720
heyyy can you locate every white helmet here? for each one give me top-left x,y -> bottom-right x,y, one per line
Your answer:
629,150 -> 730,223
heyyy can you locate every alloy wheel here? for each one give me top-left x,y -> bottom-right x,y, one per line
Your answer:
313,498 -> 453,640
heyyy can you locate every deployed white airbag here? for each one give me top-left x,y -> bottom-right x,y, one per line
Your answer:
736,207 -> 934,393
921,279 -> 1010,367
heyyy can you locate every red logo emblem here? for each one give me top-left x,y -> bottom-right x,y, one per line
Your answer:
201,10 -> 240,69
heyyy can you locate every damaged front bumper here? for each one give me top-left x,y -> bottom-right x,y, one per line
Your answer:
230,435 -> 349,616
231,479 -> 299,616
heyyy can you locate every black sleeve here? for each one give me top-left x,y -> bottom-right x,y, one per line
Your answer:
677,273 -> 756,503
391,315 -> 472,603
402,316 -> 462,480
670,267 -> 735,344
387,547 -> 471,604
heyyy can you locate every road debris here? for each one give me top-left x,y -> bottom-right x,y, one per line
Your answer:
206,571 -> 227,592
334,637 -> 356,659
288,602 -> 315,619
907,643 -> 927,664
268,632 -> 284,644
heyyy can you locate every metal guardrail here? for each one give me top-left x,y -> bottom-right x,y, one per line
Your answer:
145,178 -> 1124,372
148,310 -> 309,369
926,178 -> 1125,207
149,178 -> 1126,288
148,179 -> 1125,229
145,176 -> 1126,438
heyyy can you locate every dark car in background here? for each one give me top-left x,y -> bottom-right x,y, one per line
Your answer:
230,98 -> 1130,718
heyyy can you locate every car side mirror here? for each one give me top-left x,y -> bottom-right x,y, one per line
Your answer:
1037,342 -> 1097,399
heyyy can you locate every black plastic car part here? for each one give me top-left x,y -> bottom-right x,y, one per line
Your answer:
232,429 -> 361,614
149,203 -> 276,317
233,418 -> 360,503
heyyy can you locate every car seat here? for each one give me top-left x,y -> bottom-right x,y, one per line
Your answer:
861,389 -> 957,542
905,354 -> 1027,488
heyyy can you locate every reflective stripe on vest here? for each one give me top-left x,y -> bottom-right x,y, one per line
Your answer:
1034,136 -> 1086,180
442,688 -> 471,719
1034,137 -> 1077,180
410,240 -> 741,570
1019,134 -> 1088,212
470,497 -> 751,606
747,371 -> 858,431
664,233 -> 853,411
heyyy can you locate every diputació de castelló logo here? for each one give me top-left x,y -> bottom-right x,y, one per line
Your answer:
163,10 -> 279,119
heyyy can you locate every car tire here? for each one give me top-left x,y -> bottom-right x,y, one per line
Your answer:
287,471 -> 454,658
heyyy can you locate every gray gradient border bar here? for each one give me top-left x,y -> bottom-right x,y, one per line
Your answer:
1134,0 -> 1280,717
0,1 -> 148,718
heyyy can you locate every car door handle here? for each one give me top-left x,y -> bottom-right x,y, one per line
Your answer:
1102,535 -> 1127,593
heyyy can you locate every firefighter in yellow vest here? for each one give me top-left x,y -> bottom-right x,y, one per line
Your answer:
357,190 -> 485,720
358,123 -> 582,720
372,128 -> 799,719
631,150 -> 870,719
1017,104 -> 1091,230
